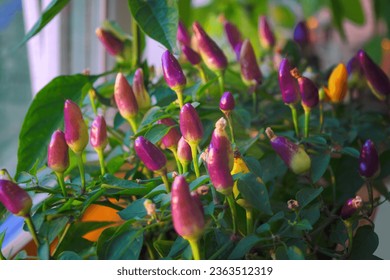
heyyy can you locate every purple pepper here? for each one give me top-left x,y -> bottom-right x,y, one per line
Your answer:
0,179 -> 32,217
357,49 -> 390,100
291,68 -> 319,109
179,103 -> 204,145
293,21 -> 310,49
177,20 -> 191,47
265,127 -> 311,174
48,130 -> 69,173
222,18 -> 243,55
114,73 -> 139,120
133,68 -> 151,111
234,41 -> 243,61
171,175 -> 205,241
347,54 -> 363,76
210,117 -> 234,170
258,16 -> 275,50
191,191 -> 204,215
340,196 -> 363,219
181,45 -> 201,66
64,100 -> 89,154
95,27 -> 124,57
207,142 -> 234,196
177,136 -> 192,166
157,118 -> 181,150
192,21 -> 228,71
239,39 -> 262,88
161,50 -> 187,91
134,136 -> 167,172
359,139 -> 380,179
90,115 -> 108,151
219,91 -> 235,113
278,58 -> 300,104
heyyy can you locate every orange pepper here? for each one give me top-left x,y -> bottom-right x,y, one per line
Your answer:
325,63 -> 348,103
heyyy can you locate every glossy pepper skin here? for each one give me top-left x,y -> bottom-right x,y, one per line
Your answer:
210,118 -> 233,170
219,91 -> 235,113
177,20 -> 191,46
222,18 -> 243,58
181,45 -> 201,66
325,63 -> 348,103
0,179 -> 32,217
359,139 -> 380,179
64,100 -> 89,154
340,196 -> 363,220
114,73 -> 139,119
95,28 -> 124,56
293,21 -> 309,48
192,21 -> 228,71
266,127 -> 311,174
157,118 -> 181,150
133,68 -> 151,111
161,50 -> 187,91
258,16 -> 275,50
48,130 -> 69,173
171,175 -> 205,241
278,58 -> 300,104
358,49 -> 390,100
177,136 -> 192,165
291,68 -> 319,109
179,103 -> 204,145
90,115 -> 108,151
239,39 -> 262,87
134,136 -> 167,172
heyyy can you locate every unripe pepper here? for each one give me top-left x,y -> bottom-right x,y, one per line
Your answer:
177,136 -> 192,173
90,115 -> 108,151
266,127 -> 311,174
179,103 -> 204,146
293,21 -> 309,49
239,39 -> 262,88
0,179 -> 32,217
324,63 -> 348,103
95,27 -> 124,57
134,136 -> 167,173
192,21 -> 228,72
357,49 -> 390,100
133,68 -> 151,111
64,100 -> 89,154
157,118 -> 181,150
48,130 -> 69,173
177,20 -> 191,47
340,196 -> 363,220
359,139 -> 380,179
219,91 -> 235,114
258,16 -> 275,50
181,45 -> 201,66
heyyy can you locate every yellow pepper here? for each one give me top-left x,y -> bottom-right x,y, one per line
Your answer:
324,63 -> 348,103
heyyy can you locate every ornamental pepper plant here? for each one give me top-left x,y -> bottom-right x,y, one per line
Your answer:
1,1 -> 390,260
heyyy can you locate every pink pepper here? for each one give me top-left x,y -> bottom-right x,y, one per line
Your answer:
48,130 -> 69,173
64,100 -> 89,154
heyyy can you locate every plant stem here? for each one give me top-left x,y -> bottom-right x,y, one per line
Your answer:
366,179 -> 374,216
343,220 -> 353,256
246,208 -> 254,235
76,152 -> 86,193
188,239 -> 201,260
174,88 -> 184,109
25,215 -> 39,246
182,162 -> 189,174
319,101 -> 324,133
88,89 -> 98,116
96,149 -> 106,176
226,194 -> 237,234
189,143 -> 200,178
131,18 -> 140,69
161,171 -> 170,193
217,71 -> 225,96
303,107 -> 311,138
225,113 -> 235,145
51,222 -> 71,257
288,104 -> 299,137
196,64 -> 207,84
252,92 -> 257,115
126,116 -> 138,134
55,172 -> 67,197
170,148 -> 183,174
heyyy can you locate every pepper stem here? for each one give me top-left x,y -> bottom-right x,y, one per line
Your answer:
226,194 -> 237,234
131,18 -> 140,69
319,101 -> 324,133
88,89 -> 98,116
181,161 -> 189,174
196,64 -> 207,84
174,88 -> 184,109
25,215 -> 39,247
246,208 -> 254,235
126,116 -> 138,134
343,220 -> 353,256
170,148 -> 183,174
252,92 -> 257,114
188,238 -> 201,260
189,142 -> 200,178
303,106 -> 311,138
217,71 -> 225,97
366,179 -> 374,216
55,171 -> 67,197
160,171 -> 171,193
225,113 -> 235,145
96,149 -> 106,176
76,152 -> 86,193
288,104 -> 299,137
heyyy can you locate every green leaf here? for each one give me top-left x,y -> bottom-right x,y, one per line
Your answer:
102,174 -> 154,196
0,232 -> 6,260
16,74 -> 95,177
189,175 -> 209,191
329,0 -> 346,39
118,198 -> 147,220
310,153 -> 330,183
128,0 -> 178,53
154,240 -> 174,258
38,239 -> 50,260
144,124 -> 173,144
287,246 -> 305,260
237,173 -> 273,215
293,219 -> 313,231
58,251 -> 82,260
340,147 -> 360,158
244,156 -> 263,178
228,235 -> 261,259
18,0 -> 70,47
296,187 -> 323,209
270,4 -> 295,28
350,226 -> 379,259
340,0 -> 365,25
168,236 -> 189,258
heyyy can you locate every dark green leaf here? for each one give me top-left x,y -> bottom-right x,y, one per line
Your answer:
168,236 -> 189,258
237,173 -> 272,215
189,175 -> 209,191
18,0 -> 70,47
16,74 -> 96,177
244,156 -> 263,178
154,240 -> 174,258
293,219 -> 313,231
0,232 -> 6,260
118,198 -> 147,220
329,0 -> 346,39
340,147 -> 360,158
287,246 -> 305,260
259,153 -> 287,183
340,0 -> 365,25
58,251 -> 82,260
300,203 -> 321,225
350,226 -> 379,259
310,153 -> 330,183
144,124 -> 173,144
102,174 -> 154,196
38,239 -> 50,260
228,234 -> 261,259
296,187 -> 323,209
128,0 -> 178,53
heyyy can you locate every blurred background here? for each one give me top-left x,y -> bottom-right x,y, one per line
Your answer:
0,0 -> 389,258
